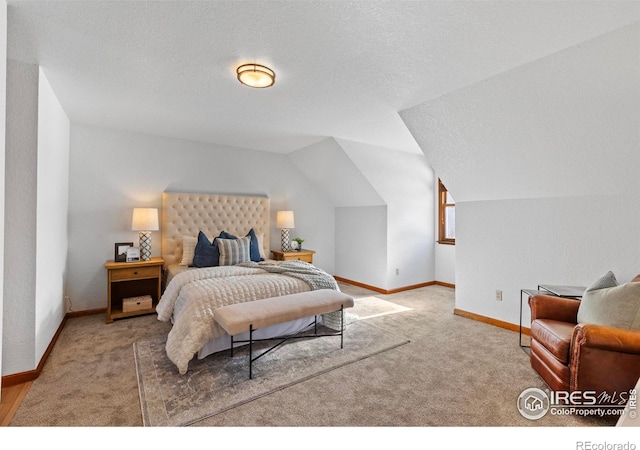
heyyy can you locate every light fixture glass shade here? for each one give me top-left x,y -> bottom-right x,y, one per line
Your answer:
237,63 -> 275,88
276,210 -> 295,229
131,208 -> 159,231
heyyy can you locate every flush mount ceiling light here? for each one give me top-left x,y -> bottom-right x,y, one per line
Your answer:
236,63 -> 275,88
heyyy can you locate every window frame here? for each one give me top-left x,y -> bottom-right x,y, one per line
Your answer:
438,179 -> 455,245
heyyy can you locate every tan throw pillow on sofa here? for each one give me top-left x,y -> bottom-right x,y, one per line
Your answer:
577,282 -> 640,330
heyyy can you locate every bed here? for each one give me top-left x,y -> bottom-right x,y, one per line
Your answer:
156,192 -> 344,374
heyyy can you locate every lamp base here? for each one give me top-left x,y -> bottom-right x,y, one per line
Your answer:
139,231 -> 152,261
281,228 -> 291,252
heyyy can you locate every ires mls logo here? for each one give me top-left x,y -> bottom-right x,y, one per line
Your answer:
626,388 -> 637,419
517,387 -> 550,420
517,387 -> 635,420
548,389 -> 629,406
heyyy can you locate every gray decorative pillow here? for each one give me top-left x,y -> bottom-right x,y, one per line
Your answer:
585,270 -> 618,292
217,236 -> 251,266
577,282 -> 640,330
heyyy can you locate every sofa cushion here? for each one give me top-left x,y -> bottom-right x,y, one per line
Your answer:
531,319 -> 575,364
585,270 -> 618,292
577,282 -> 640,330
530,340 -> 571,391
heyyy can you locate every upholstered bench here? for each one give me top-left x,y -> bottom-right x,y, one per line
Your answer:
214,289 -> 355,378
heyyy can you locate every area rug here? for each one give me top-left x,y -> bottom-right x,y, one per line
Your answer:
134,319 -> 410,426
351,296 -> 412,320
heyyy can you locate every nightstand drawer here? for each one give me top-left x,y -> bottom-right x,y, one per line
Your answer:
110,266 -> 159,281
271,250 -> 315,264
289,253 -> 313,263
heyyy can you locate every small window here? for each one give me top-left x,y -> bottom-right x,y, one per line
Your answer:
438,179 -> 455,245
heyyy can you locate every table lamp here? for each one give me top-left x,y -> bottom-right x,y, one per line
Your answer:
131,207 -> 159,261
276,210 -> 295,251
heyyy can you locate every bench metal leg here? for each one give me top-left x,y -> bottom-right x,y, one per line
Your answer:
249,324 -> 254,379
340,305 -> 344,349
230,306 -> 348,380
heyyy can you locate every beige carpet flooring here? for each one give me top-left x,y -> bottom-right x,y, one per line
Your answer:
9,283 -> 618,428
135,295 -> 412,426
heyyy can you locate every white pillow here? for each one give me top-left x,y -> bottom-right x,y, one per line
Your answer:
577,282 -> 640,330
257,233 -> 266,260
179,236 -> 197,266
218,236 -> 251,266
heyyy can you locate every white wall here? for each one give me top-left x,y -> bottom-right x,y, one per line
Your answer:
35,68 -> 70,363
263,136 -> 438,291
338,139 -> 435,290
4,60 -> 38,375
457,195 -> 640,327
435,243 -> 455,286
0,0 -> 7,391
335,205 -> 388,288
67,124 -> 336,312
3,62 -> 70,376
401,23 -> 640,326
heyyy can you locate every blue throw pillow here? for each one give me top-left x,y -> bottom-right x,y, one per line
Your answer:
220,229 -> 263,262
191,231 -> 221,267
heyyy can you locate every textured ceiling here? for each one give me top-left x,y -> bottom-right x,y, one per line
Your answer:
7,1 -> 640,154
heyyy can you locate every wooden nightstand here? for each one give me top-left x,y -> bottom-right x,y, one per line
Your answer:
271,249 -> 315,264
104,257 -> 164,323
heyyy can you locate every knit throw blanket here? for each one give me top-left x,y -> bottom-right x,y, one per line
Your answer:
238,260 -> 339,291
239,261 -> 356,331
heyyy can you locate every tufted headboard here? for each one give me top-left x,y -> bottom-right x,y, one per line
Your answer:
161,192 -> 270,267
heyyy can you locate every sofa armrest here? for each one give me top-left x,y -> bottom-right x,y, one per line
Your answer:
570,324 -> 640,394
573,324 -> 640,354
529,294 -> 580,323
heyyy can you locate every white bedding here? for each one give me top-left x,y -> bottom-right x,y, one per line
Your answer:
157,261 -> 339,374
164,263 -> 191,286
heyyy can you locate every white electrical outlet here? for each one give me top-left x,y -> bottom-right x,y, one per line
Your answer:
395,268 -> 399,276
495,290 -> 502,301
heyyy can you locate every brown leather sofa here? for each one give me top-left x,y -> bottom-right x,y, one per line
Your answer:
529,294 -> 640,396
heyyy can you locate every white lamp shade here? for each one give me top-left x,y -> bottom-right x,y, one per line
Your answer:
276,210 -> 295,229
132,208 -> 159,231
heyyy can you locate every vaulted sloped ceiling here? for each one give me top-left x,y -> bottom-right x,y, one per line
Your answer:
400,22 -> 640,203
289,137 -> 434,210
7,1 -> 640,156
289,138 -> 385,208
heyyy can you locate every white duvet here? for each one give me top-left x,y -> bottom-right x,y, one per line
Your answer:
157,262 -> 335,374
